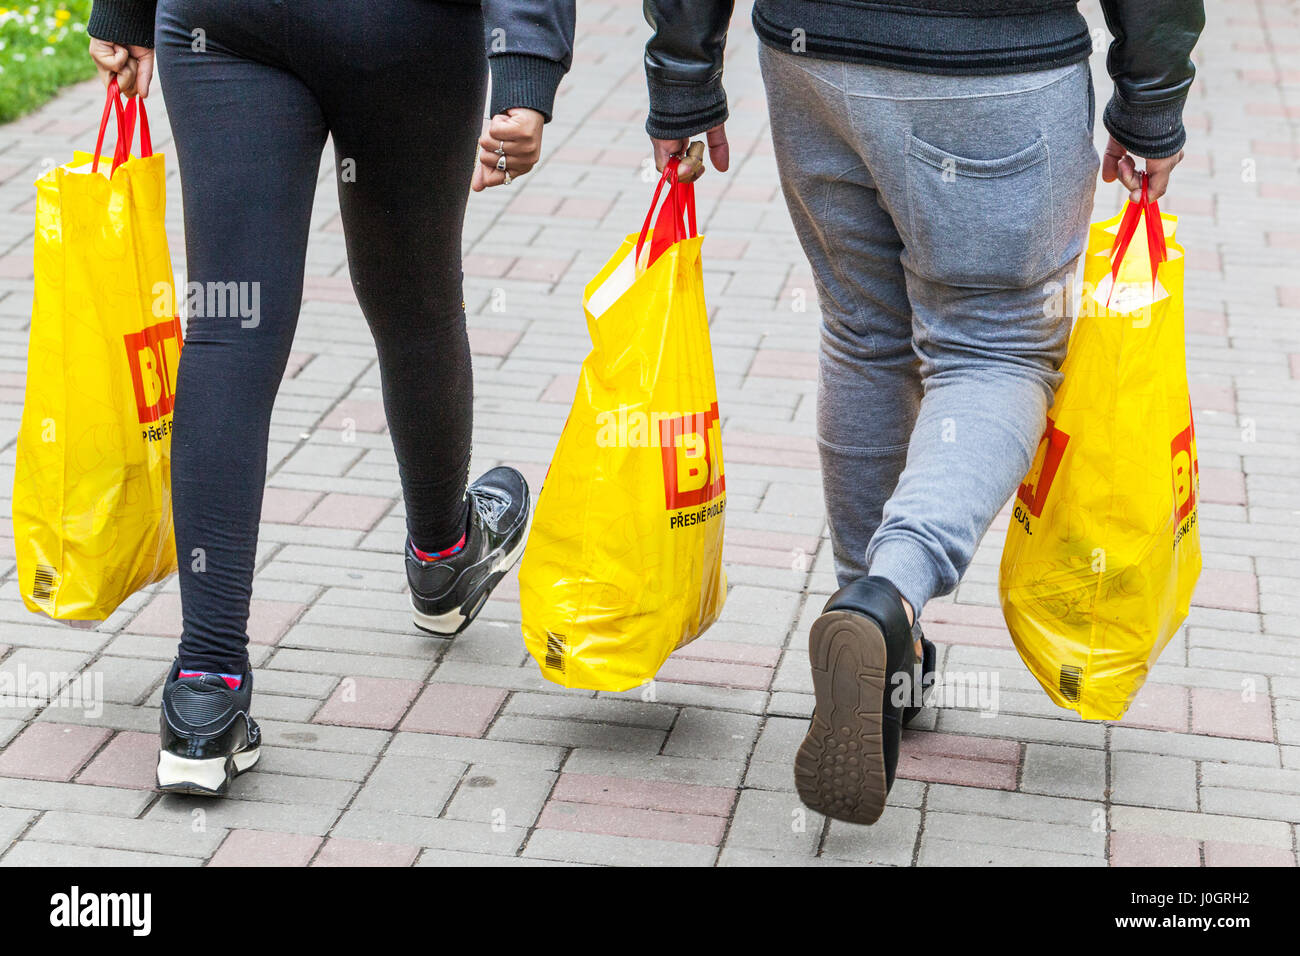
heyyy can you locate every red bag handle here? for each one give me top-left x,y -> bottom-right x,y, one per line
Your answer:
92,76 -> 153,177
1106,171 -> 1167,303
635,157 -> 698,269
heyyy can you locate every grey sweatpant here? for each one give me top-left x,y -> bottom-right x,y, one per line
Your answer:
758,44 -> 1100,616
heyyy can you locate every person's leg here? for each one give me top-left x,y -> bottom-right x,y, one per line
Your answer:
760,45 -> 931,826
156,0 -> 328,674
849,61 -> 1100,621
297,0 -> 486,555
757,45 -> 921,590
291,1 -> 527,637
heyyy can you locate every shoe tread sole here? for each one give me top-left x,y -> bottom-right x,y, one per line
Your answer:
795,609 -> 889,825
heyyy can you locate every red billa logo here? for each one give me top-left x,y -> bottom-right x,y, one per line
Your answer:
658,401 -> 725,510
1171,417 -> 1198,524
123,317 -> 182,424
1016,416 -> 1070,519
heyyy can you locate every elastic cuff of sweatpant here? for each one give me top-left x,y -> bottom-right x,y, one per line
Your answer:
88,0 -> 156,47
1102,92 -> 1187,159
645,76 -> 728,140
488,54 -> 565,122
866,535 -> 948,620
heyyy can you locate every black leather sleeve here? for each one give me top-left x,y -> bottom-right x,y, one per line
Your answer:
643,0 -> 735,139
1100,0 -> 1206,158
483,0 -> 576,121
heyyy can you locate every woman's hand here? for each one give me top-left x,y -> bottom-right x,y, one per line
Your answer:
472,108 -> 545,191
88,37 -> 154,98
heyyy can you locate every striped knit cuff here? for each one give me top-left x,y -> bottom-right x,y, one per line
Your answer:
1103,92 -> 1188,160
645,75 -> 729,140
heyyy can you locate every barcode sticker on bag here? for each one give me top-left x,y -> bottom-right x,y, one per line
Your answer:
545,632 -> 566,673
31,564 -> 56,606
1059,664 -> 1083,702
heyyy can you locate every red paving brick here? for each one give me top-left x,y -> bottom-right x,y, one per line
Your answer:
0,724 -> 110,782
313,677 -> 423,730
1110,831 -> 1201,867
1202,842 -> 1295,867
76,731 -> 158,790
538,801 -> 726,845
1190,688 -> 1274,741
311,838 -> 420,867
1120,682 -> 1190,733
209,830 -> 323,867
551,773 -> 737,817
400,684 -> 507,738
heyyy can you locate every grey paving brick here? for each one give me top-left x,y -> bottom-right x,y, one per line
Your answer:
561,748 -> 745,788
257,719 -> 391,755
503,692 -> 677,729
415,848 -> 580,866
1112,752 -> 1199,811
664,708 -> 761,761
1,842 -> 201,867
350,753 -> 465,817
488,714 -> 666,753
523,829 -> 718,866
924,810 -> 1105,858
1199,787 -> 1300,822
918,837 -> 1104,867
146,794 -> 340,836
0,778 -> 153,817
388,731 -> 565,771
0,807 -> 35,852
1110,806 -> 1293,848
442,763 -> 557,830
722,789 -> 824,856
1111,727 -> 1281,766
1020,743 -> 1107,800
332,809 -> 526,855
24,811 -> 227,858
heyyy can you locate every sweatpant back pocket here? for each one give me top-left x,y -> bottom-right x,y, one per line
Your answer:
905,132 -> 1053,289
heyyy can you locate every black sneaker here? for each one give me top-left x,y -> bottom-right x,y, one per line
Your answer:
157,660 -> 260,796
794,576 -> 914,825
407,465 -> 530,636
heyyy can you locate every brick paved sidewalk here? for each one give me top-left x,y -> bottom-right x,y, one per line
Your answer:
0,1 -> 1296,867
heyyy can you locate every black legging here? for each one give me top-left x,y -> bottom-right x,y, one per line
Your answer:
157,0 -> 484,672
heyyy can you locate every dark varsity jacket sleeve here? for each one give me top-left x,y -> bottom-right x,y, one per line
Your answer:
88,0 -> 157,48
642,0 -> 735,140
1099,0 -> 1206,158
483,0 -> 576,122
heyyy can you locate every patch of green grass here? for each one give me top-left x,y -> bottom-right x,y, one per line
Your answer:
0,2 -> 97,124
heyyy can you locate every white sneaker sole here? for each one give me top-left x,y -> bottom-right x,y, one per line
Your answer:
411,516 -> 530,636
156,746 -> 260,796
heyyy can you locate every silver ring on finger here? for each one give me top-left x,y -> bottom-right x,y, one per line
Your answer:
503,171 -> 513,185
496,154 -> 508,171
494,141 -> 505,156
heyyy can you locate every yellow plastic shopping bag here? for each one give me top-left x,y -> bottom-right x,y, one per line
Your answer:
1000,177 -> 1202,721
519,160 -> 727,690
13,80 -> 180,621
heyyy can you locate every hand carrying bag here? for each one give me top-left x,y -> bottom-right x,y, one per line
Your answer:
519,160 -> 728,690
999,177 -> 1202,720
13,79 -> 181,621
